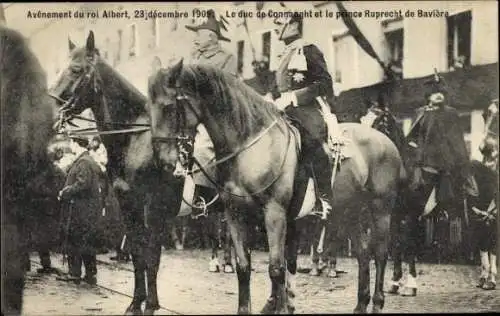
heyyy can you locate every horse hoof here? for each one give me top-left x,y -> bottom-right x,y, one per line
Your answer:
327,269 -> 338,278
400,287 -> 417,297
125,306 -> 143,316
309,268 -> 320,277
482,281 -> 496,290
237,306 -> 251,315
387,284 -> 400,295
209,258 -> 220,272
372,305 -> 383,314
261,297 -> 276,314
175,242 -> 184,251
353,306 -> 367,314
208,265 -> 220,273
224,264 -> 235,273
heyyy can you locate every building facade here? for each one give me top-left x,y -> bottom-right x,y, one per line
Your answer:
3,1 -> 498,160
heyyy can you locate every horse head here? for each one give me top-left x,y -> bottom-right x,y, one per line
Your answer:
148,59 -> 282,175
49,31 -> 147,132
49,32 -> 101,123
148,58 -> 202,174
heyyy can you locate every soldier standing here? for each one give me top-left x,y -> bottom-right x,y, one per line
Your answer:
57,135 -> 103,285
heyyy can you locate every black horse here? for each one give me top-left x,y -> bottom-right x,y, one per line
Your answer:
49,31 -> 182,315
360,103 -> 423,296
1,25 -> 57,315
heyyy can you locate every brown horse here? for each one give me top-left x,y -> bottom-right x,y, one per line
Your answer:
1,25 -> 57,315
48,31 -> 183,315
148,60 -> 405,314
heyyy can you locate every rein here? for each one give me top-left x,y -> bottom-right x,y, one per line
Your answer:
50,58 -> 151,137
189,118 -> 291,199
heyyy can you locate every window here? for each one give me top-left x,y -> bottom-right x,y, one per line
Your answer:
332,33 -> 349,84
447,11 -> 472,70
115,29 -> 123,66
262,31 -> 271,62
150,17 -> 160,48
237,40 -> 245,76
383,19 -> 404,79
128,23 -> 138,58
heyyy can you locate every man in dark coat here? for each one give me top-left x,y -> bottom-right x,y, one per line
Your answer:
406,72 -> 476,218
57,135 -> 103,285
272,14 -> 335,209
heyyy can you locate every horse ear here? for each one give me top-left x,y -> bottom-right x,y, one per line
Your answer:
68,38 -> 76,52
171,58 -> 184,79
86,31 -> 95,52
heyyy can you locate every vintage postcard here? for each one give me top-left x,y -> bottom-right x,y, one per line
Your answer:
1,1 -> 498,315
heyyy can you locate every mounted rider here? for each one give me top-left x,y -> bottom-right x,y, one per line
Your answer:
406,71 -> 478,218
271,13 -> 336,211
184,9 -> 238,193
182,9 -> 237,273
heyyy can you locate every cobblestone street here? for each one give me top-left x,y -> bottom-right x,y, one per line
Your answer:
23,249 -> 500,315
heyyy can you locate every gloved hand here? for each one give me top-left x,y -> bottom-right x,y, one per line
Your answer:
274,92 -> 298,111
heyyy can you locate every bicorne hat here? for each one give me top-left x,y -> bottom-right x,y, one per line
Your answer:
185,9 -> 231,42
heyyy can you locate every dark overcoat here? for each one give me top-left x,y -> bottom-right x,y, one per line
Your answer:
407,105 -> 469,173
59,151 -> 104,253
407,104 -> 471,208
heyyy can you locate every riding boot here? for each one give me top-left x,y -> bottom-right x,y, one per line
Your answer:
312,148 -> 333,214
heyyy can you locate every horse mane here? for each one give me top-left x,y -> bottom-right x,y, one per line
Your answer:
168,64 -> 282,140
1,26 -> 55,186
94,57 -> 148,122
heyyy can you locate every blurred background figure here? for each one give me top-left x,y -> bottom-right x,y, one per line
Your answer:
23,145 -> 66,275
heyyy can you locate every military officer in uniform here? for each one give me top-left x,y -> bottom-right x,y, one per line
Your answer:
272,13 -> 335,209
183,9 -> 237,272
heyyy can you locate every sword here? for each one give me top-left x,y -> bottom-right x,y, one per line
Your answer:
315,96 -> 340,254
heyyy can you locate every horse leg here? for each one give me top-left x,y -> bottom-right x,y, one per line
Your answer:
372,206 -> 391,313
309,218 -> 323,277
401,215 -> 418,297
208,216 -> 220,273
353,228 -> 371,314
261,201 -> 288,314
126,248 -> 146,315
285,218 -> 299,314
388,215 -> 403,294
144,228 -> 162,314
326,232 -> 339,278
223,218 -> 235,273
225,207 -> 251,314
170,220 -> 183,250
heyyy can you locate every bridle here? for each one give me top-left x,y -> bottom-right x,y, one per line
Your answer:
49,55 -> 150,136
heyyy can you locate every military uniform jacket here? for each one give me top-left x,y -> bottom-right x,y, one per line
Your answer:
407,104 -> 469,175
191,45 -> 237,76
274,41 -> 334,108
60,151 -> 104,251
